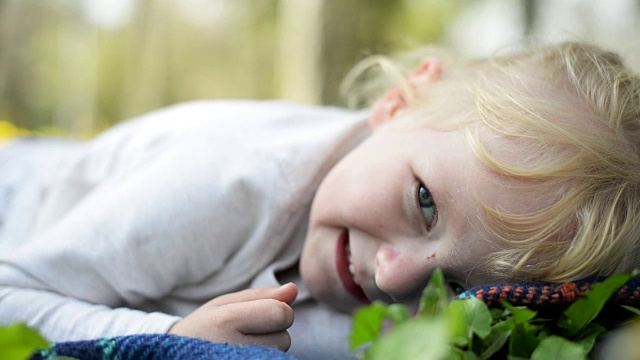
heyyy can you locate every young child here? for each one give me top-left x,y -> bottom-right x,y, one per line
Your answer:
1,41 -> 639,359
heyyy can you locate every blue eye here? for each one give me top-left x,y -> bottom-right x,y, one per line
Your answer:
418,184 -> 437,228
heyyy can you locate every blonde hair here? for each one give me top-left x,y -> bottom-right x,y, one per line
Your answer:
340,46 -> 459,110
466,42 -> 640,282
345,42 -> 640,282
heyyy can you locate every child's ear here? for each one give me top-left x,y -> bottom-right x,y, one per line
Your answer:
369,58 -> 443,128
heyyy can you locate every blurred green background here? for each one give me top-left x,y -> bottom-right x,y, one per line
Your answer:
1,0 -> 639,135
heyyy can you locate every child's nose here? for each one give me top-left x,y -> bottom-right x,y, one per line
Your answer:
374,244 -> 430,302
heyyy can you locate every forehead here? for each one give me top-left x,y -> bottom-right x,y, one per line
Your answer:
395,73 -> 561,215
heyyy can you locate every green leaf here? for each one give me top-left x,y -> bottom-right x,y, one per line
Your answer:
489,308 -> 503,324
530,336 -> 587,360
476,321 -> 513,359
386,303 -> 411,324
450,348 -> 480,360
445,289 -> 492,348
502,302 -> 536,324
0,323 -> 50,360
558,273 -> 631,336
620,305 -> 640,316
500,302 -> 541,359
418,268 -> 449,318
573,323 -> 606,353
464,297 -> 492,339
350,301 -> 388,351
447,300 -> 469,347
460,350 -> 480,360
508,321 -> 540,359
367,317 -> 450,360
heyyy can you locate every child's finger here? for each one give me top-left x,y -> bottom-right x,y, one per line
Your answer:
273,282 -> 298,305
226,299 -> 294,335
211,282 -> 298,306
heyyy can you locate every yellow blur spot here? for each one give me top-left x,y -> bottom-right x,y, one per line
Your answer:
0,120 -> 30,141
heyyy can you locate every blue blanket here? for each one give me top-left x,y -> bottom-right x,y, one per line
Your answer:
31,334 -> 294,360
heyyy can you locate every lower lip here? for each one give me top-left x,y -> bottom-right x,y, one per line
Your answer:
335,229 -> 371,304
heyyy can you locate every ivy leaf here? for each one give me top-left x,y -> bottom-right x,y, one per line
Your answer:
464,297 -> 492,339
386,303 -> 411,324
508,321 -> 540,359
502,302 -> 537,324
479,327 -> 511,360
558,273 -> 631,336
495,302 -> 539,358
352,269 -> 635,359
455,349 -> 480,360
447,300 -> 469,347
350,301 -> 388,351
449,297 -> 492,349
366,317 -> 450,360
530,336 -> 587,360
418,268 -> 448,318
573,323 -> 606,353
489,308 -> 503,324
0,323 -> 50,360
620,305 -> 640,316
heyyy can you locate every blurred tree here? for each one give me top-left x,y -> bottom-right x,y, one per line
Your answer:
319,0 -> 399,106
4,0 -> 635,134
277,0 -> 465,106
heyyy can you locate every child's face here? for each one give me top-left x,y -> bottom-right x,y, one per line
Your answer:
300,120 -> 522,313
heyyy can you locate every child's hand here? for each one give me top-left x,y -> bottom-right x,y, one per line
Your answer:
168,283 -> 298,351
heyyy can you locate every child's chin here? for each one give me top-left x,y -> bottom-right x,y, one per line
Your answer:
300,256 -> 363,313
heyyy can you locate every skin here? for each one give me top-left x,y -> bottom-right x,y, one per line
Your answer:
169,58 -> 538,349
168,283 -> 298,351
299,113 -> 498,313
300,58 -> 535,314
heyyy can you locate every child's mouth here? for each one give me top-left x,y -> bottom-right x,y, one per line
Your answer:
335,229 -> 371,304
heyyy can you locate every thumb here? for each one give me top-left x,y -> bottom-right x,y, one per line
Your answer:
211,283 -> 298,306
273,282 -> 298,305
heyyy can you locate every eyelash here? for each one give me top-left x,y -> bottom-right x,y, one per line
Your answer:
416,182 -> 438,230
